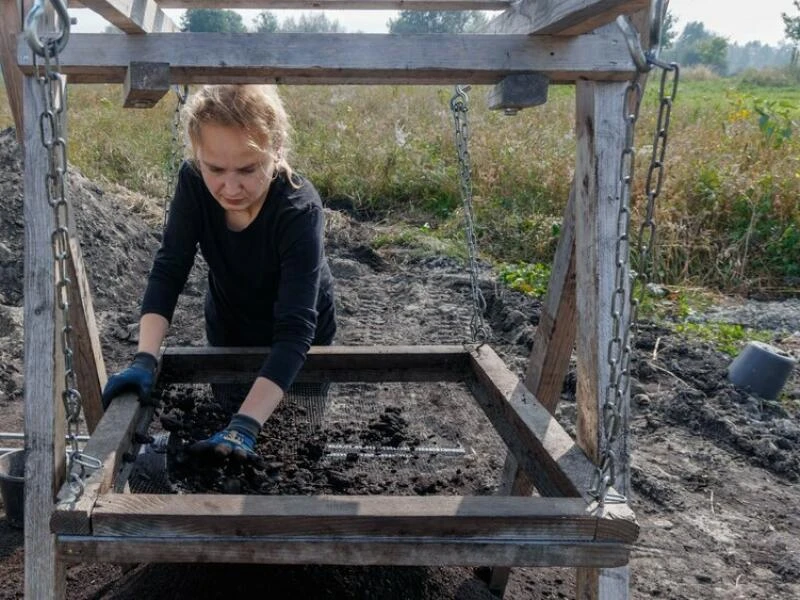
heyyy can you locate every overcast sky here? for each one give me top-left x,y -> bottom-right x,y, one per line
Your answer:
69,0 -> 797,46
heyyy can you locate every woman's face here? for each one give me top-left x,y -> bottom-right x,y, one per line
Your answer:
195,122 -> 274,216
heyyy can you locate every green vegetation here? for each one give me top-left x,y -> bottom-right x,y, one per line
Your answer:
674,321 -> 774,356
0,75 -> 797,297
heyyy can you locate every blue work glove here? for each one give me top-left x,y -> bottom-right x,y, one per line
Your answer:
189,413 -> 262,464
101,352 -> 159,409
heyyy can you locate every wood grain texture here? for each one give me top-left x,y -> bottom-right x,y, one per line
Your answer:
77,0 -> 178,33
23,73 -> 67,600
0,0 -> 27,142
66,238 -> 107,433
17,32 -> 637,85
482,0 -> 648,35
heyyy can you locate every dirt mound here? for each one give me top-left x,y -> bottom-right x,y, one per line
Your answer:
1,128 -> 799,599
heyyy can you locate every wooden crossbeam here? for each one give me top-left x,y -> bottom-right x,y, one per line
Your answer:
56,494 -> 636,567
483,0 -> 649,35
153,0 -> 509,7
76,0 -> 178,33
159,345 -> 471,383
17,32 -> 636,85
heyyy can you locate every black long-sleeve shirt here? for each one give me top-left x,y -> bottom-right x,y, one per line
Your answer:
141,162 -> 335,390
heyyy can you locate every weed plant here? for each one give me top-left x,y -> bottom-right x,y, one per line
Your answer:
1,76 -> 797,295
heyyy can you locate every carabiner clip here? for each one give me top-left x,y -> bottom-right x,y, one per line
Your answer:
24,0 -> 71,58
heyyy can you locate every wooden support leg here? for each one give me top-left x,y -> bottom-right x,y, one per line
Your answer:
23,74 -> 67,600
67,239 -> 108,433
488,185 -> 578,597
574,79 -> 632,600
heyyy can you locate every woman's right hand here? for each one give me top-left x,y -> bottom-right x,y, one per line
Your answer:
101,352 -> 159,409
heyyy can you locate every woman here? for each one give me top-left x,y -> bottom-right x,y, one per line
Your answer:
101,85 -> 336,463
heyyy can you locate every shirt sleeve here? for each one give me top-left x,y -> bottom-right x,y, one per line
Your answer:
140,164 -> 200,323
258,199 -> 325,390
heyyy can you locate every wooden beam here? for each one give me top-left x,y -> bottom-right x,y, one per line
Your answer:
0,0 -> 27,143
76,0 -> 178,33
17,32 -> 637,85
154,0 -> 509,8
525,184 -> 578,413
468,346 -> 614,501
159,345 -> 471,384
122,61 -> 170,108
66,239 -> 107,434
23,74 -> 67,600
59,534 -> 631,567
574,79 -> 632,600
87,494 -> 637,541
483,0 -> 648,35
51,393 -> 145,534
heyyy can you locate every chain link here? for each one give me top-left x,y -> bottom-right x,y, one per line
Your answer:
450,86 -> 492,345
164,85 -> 188,230
590,62 -> 680,506
28,4 -> 99,502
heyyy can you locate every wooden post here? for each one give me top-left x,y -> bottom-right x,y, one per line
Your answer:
574,79 -> 631,600
23,74 -> 67,599
0,0 -> 29,143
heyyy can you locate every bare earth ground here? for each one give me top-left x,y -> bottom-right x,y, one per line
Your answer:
0,127 -> 798,599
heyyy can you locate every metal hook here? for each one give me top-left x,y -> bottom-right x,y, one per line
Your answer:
616,0 -> 669,73
24,0 -> 71,58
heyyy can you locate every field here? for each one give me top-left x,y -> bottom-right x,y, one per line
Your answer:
2,70 -> 799,292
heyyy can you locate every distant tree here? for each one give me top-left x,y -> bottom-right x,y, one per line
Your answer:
660,9 -> 678,49
783,0 -> 800,43
669,21 -> 729,73
253,11 -> 279,33
387,11 -> 487,34
280,13 -> 344,33
180,9 -> 247,33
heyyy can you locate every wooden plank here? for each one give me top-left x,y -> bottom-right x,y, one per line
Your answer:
77,0 -> 179,33
156,0 -> 509,7
122,61 -> 170,108
574,79 -> 632,600
23,73 -> 66,600
66,238 -> 107,434
468,346 -> 601,501
483,0 -> 648,35
88,494 -> 637,541
59,535 -> 631,567
524,184 -> 578,413
0,0 -> 27,143
17,32 -> 637,85
51,393 -> 145,534
159,345 -> 471,384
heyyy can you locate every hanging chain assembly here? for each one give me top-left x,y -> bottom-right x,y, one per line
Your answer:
590,5 -> 680,506
164,85 -> 189,230
450,85 -> 492,345
26,0 -> 101,505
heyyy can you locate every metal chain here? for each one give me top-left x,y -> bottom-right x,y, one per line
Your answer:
164,85 -> 188,230
590,61 -> 680,505
450,85 -> 491,344
27,0 -> 101,505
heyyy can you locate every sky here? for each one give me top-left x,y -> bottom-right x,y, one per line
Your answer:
69,0 -> 798,46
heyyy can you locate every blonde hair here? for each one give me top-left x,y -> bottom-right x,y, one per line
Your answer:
183,85 -> 297,184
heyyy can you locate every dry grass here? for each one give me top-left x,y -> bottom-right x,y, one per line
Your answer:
1,77 -> 797,294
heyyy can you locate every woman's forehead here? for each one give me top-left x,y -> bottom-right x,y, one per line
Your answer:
196,123 -> 270,163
